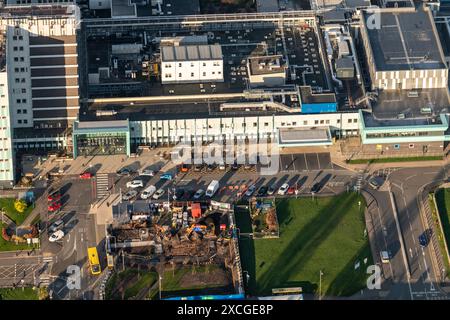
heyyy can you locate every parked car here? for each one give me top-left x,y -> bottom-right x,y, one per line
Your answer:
180,164 -> 189,173
140,169 -> 155,176
267,186 -> 276,195
47,192 -> 60,202
79,172 -> 93,179
193,189 -> 204,200
311,183 -> 322,194
257,186 -> 268,197
218,163 -> 226,171
173,189 -> 185,201
49,219 -> 64,233
122,190 -> 138,201
287,186 -> 296,195
206,164 -> 216,172
205,180 -> 220,198
194,164 -> 203,172
48,202 -> 62,212
245,185 -> 256,197
116,167 -> 134,176
140,185 -> 156,200
126,180 -> 144,189
153,189 -> 165,200
231,162 -> 239,170
160,173 -> 173,180
278,183 -> 289,195
49,230 -> 65,242
183,189 -> 196,200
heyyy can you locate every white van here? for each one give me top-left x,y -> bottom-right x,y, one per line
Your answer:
140,185 -> 156,200
205,180 -> 220,198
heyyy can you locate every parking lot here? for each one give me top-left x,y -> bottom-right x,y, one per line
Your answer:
108,157 -> 355,205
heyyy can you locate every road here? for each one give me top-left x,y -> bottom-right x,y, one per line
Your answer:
359,165 -> 450,300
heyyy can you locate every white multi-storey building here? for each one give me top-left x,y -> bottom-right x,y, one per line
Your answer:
161,44 -> 223,84
0,5 -> 80,129
0,49 -> 15,188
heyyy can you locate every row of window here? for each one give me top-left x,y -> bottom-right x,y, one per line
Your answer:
12,35 -> 24,41
165,62 -> 221,68
13,57 -> 25,62
165,71 -> 222,78
17,119 -> 28,124
14,78 -> 26,83
12,46 -> 24,52
17,109 -> 28,114
16,99 -> 27,104
14,67 -> 27,73
135,118 -> 357,131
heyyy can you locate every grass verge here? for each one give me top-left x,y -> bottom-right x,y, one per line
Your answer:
0,287 -> 38,300
238,192 -> 372,297
433,189 -> 450,277
0,198 -> 34,225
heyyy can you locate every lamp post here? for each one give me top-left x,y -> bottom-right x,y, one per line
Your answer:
159,274 -> 163,300
319,270 -> 324,300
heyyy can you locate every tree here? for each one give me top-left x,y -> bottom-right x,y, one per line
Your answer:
14,199 -> 27,213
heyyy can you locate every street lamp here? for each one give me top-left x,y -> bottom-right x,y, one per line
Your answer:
319,270 -> 324,300
159,275 -> 163,300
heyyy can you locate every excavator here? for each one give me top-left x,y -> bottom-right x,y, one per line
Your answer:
185,224 -> 207,241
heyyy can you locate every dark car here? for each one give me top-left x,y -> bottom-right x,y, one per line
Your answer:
267,186 -> 276,195
257,186 -> 268,197
116,167 -> 134,176
419,233 -> 428,247
206,164 -> 216,172
311,183 -> 322,194
231,162 -> 239,170
173,189 -> 185,201
194,164 -> 203,172
183,190 -> 195,200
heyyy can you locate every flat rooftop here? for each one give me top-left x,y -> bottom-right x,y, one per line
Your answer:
361,110 -> 445,128
363,8 -> 446,71
278,127 -> 332,146
372,88 -> 450,119
248,55 -> 285,75
111,0 -> 137,18
299,86 -> 336,104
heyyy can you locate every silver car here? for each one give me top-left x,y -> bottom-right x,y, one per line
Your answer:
122,190 -> 138,201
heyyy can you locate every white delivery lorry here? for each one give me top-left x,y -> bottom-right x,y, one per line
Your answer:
205,180 -> 220,198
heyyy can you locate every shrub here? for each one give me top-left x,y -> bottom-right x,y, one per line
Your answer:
14,199 -> 27,213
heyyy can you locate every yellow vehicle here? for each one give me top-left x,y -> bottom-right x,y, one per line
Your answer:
87,247 -> 101,275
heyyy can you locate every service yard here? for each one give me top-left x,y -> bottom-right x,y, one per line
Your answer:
237,192 -> 373,297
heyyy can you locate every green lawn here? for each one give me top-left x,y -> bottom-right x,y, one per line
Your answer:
0,287 -> 38,300
0,223 -> 30,252
0,198 -> 34,225
347,156 -> 443,164
106,269 -> 158,300
434,189 -> 450,276
238,192 -> 373,297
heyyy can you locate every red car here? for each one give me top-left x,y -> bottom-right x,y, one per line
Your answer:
47,193 -> 61,202
287,186 -> 296,195
48,202 -> 62,212
80,172 -> 93,179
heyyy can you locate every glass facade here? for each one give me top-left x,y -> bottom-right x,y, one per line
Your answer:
75,132 -> 128,156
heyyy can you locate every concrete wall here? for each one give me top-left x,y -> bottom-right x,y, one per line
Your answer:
0,72 -> 16,186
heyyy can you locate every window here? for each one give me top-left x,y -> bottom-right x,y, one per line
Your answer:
292,122 -> 297,126
20,68 -> 25,72
218,71 -> 222,75
13,36 -> 17,40
315,120 -> 319,125
203,62 -> 206,67
325,120 -> 330,124
14,68 -> 19,72
14,57 -> 18,62
16,99 -> 21,103
178,63 -> 182,67
13,46 -> 18,51
165,64 -> 171,68
178,73 -> 182,77
21,89 -> 26,94
23,119 -> 28,124
19,46 -> 23,51
190,63 -> 194,67
21,78 -> 25,83
253,123 -> 257,127
20,57 -> 24,62
394,144 -> 400,150
191,72 -> 194,77
22,99 -> 26,103
409,144 -> 414,149
23,109 -> 27,114
320,120 -> 324,124
17,109 -> 21,114
98,1 -> 102,5
264,122 -> 269,127
18,36 -> 23,40
337,119 -> 340,124
348,119 -> 352,123
15,78 -> 19,83
303,120 -> 308,125
353,119 -> 358,123
18,119 -> 22,124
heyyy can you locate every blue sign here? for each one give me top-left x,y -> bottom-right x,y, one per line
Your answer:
301,103 -> 337,114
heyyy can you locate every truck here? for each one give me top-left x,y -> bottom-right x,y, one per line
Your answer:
205,180 -> 220,198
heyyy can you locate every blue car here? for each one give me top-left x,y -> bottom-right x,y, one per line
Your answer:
419,233 -> 428,247
160,173 -> 173,181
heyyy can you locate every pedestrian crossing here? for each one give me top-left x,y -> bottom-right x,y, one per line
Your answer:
96,173 -> 110,200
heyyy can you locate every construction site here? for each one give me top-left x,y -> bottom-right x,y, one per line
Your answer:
106,200 -> 244,299
249,197 -> 280,239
